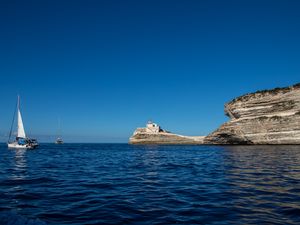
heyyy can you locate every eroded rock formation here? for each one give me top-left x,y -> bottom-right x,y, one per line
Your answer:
129,83 -> 300,145
204,83 -> 300,144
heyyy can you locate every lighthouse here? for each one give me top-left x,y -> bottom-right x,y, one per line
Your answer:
146,121 -> 161,133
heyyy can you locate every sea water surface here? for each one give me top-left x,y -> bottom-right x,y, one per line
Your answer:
0,143 -> 300,224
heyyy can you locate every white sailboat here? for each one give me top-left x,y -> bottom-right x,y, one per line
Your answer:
7,96 -> 39,149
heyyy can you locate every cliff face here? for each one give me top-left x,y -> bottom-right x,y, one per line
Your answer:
204,83 -> 300,144
129,128 -> 205,145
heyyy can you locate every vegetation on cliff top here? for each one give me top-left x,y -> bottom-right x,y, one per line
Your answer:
228,83 -> 300,104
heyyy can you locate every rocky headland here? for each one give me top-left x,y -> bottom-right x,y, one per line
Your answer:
129,121 -> 205,145
129,83 -> 300,145
204,83 -> 300,144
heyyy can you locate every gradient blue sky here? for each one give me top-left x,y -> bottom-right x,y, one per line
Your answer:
0,0 -> 299,142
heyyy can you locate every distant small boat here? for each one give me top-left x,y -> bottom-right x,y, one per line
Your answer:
7,96 -> 39,149
55,137 -> 64,144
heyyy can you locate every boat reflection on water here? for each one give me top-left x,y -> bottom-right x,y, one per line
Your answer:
11,149 -> 28,181
7,149 -> 29,207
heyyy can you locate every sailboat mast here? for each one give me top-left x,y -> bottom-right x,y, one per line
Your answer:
18,95 -> 20,111
58,117 -> 61,138
17,95 -> 20,136
8,97 -> 18,143
17,95 -> 26,138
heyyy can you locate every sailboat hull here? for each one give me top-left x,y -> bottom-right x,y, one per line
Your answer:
8,142 -> 31,149
8,142 -> 38,149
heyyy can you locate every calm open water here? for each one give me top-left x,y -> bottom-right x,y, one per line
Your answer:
0,144 -> 300,224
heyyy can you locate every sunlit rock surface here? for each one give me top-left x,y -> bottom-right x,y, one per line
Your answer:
204,83 -> 300,144
129,121 -> 205,144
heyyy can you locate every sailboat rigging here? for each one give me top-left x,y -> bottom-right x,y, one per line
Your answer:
7,96 -> 39,149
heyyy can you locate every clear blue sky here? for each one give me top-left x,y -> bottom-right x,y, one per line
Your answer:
0,0 -> 299,142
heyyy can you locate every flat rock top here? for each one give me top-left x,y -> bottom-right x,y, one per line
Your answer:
130,128 -> 205,144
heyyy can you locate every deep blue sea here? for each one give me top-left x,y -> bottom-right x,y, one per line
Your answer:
0,144 -> 300,225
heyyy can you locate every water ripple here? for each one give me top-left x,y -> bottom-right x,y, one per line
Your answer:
0,144 -> 300,224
